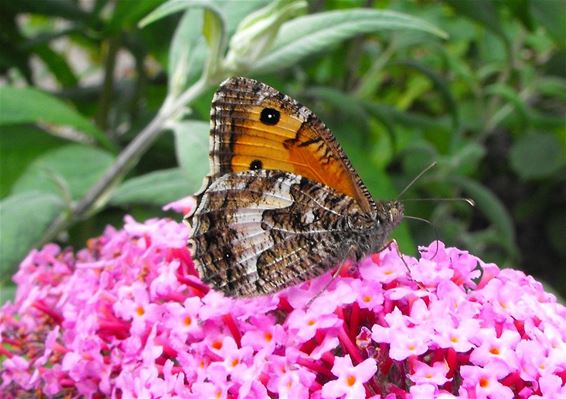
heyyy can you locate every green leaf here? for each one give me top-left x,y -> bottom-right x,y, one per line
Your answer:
0,192 -> 65,280
485,83 -> 531,128
0,87 -> 114,150
7,0 -> 91,22
173,120 -> 210,189
254,9 -> 447,74
397,60 -> 460,129
510,133 -> 565,180
445,141 -> 486,176
168,8 -> 208,95
530,0 -> 566,49
0,125 -> 66,198
443,0 -> 509,47
110,168 -> 198,206
202,7 -> 226,78
35,45 -> 78,88
449,176 -> 518,258
11,144 -> 115,200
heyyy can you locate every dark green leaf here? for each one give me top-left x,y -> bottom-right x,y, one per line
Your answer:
0,192 -> 65,280
6,0 -> 91,22
0,125 -> 66,198
35,45 -> 78,88
108,0 -> 164,33
444,0 -> 509,46
0,87 -> 114,150
11,144 -> 115,200
510,133 -> 565,179
110,168 -> 197,206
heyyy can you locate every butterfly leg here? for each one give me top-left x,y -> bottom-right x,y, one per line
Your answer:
305,245 -> 357,309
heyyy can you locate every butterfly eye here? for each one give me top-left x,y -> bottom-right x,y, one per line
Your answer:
224,251 -> 232,260
260,108 -> 280,125
250,159 -> 263,170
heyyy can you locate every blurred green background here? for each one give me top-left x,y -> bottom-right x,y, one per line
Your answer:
1,0 -> 565,302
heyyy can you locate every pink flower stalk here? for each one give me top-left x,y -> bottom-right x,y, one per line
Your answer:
1,200 -> 566,398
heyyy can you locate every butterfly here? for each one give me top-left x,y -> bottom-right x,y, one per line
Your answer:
188,77 -> 403,297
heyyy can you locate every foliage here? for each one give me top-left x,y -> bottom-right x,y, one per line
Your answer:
0,0 -> 564,301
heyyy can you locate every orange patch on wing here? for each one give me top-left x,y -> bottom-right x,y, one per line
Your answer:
231,105 -> 365,205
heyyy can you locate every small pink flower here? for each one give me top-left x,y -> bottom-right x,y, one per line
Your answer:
359,250 -> 406,284
2,212 -> 566,399
409,360 -> 451,385
321,355 -> 377,399
530,374 -> 566,399
163,195 -> 196,215
459,362 -> 514,399
113,281 -> 162,335
470,328 -> 520,369
286,308 -> 341,342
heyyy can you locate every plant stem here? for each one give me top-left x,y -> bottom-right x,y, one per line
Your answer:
39,77 -> 210,246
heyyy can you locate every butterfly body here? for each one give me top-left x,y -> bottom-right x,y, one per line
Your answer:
188,77 -> 403,296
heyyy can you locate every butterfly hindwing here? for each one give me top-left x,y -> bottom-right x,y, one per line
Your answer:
190,169 -> 365,296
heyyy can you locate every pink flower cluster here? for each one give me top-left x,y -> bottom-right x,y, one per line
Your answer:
1,200 -> 565,398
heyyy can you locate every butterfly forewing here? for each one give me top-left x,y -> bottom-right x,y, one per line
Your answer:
207,77 -> 376,213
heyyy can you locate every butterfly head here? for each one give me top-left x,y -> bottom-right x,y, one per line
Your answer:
383,200 -> 404,227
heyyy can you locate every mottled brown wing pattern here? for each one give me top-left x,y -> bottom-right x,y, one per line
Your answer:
189,169 -> 367,296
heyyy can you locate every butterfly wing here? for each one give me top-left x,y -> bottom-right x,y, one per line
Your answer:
189,169 -> 364,296
201,76 -> 376,213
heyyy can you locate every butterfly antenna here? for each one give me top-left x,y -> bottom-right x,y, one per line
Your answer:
403,197 -> 475,207
397,161 -> 438,200
403,215 -> 440,259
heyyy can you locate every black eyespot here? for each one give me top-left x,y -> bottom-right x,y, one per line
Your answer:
260,108 -> 280,125
224,251 -> 232,261
250,159 -> 263,170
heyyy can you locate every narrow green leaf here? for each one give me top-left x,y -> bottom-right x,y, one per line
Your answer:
254,9 -> 447,74
486,83 -> 531,127
0,87 -> 113,150
202,7 -> 226,77
397,60 -> 460,129
510,133 -> 565,180
168,8 -> 208,95
35,45 -> 78,88
173,120 -> 210,190
139,0 -> 220,28
11,144 -> 115,200
449,176 -> 518,258
0,192 -> 65,280
108,0 -> 165,32
110,168 -> 197,206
